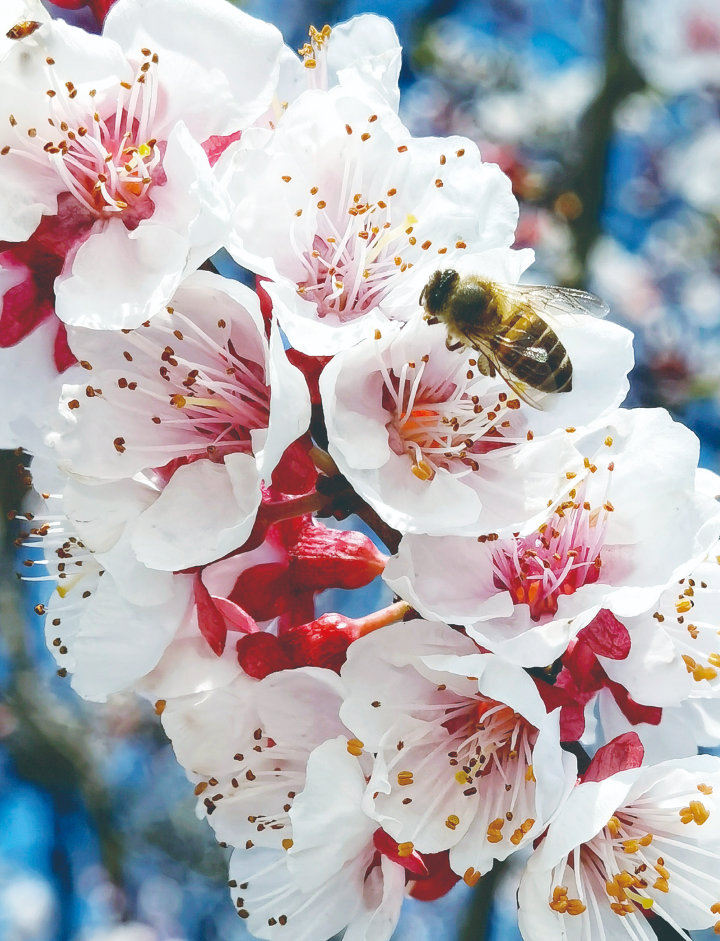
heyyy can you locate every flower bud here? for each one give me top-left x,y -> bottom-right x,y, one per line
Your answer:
288,522 -> 387,591
236,632 -> 293,679
279,613 -> 357,673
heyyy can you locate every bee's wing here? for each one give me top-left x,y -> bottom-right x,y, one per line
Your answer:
497,284 -> 609,321
470,338 -> 548,410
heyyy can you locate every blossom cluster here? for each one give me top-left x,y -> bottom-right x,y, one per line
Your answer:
5,1 -> 720,939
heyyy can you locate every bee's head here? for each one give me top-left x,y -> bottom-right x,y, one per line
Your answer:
420,269 -> 460,316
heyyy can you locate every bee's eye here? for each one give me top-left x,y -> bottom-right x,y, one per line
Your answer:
424,269 -> 459,313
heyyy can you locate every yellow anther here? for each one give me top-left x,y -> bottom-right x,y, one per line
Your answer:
282,839 -> 293,850
566,899 -> 587,916
411,460 -> 434,481
346,739 -> 364,756
655,863 -> 670,880
397,842 -> 414,857
711,903 -> 720,914
676,599 -> 693,613
397,771 -> 413,786
653,877 -> 669,893
699,784 -> 714,795
464,868 -> 481,887
607,816 -> 621,837
680,800 -> 710,825
445,814 -> 460,830
138,142 -> 152,157
622,840 -> 640,854
525,765 -> 536,782
605,436 -> 614,447
486,817 -> 504,842
639,833 -> 653,847
455,770 -> 471,784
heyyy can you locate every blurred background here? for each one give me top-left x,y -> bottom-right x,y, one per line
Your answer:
3,0 -> 720,938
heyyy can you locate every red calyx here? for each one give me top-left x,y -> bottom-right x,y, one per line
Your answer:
279,614 -> 359,673
373,829 -> 428,877
201,131 -> 242,168
47,0 -> 116,24
408,851 -> 462,901
285,349 -> 333,406
236,632 -> 294,679
288,523 -> 387,591
536,608 -> 661,741
228,519 -> 385,628
581,732 -> 645,783
236,612 -> 359,677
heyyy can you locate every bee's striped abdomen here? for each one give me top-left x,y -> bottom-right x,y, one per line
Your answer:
492,311 -> 572,394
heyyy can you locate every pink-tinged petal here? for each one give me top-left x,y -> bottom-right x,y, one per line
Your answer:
194,573 -> 227,656
0,316 -> 58,448
581,732 -> 645,783
130,453 -> 263,571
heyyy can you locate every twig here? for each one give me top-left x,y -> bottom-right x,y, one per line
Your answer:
568,0 -> 645,282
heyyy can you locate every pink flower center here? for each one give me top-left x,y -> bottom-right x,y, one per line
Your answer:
3,49 -> 164,226
491,479 -> 611,620
380,351 -> 524,480
107,306 -> 271,472
297,206 -> 416,322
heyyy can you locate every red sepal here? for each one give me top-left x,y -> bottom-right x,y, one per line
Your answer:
269,435 -> 317,497
408,851 -> 461,901
256,276 -> 273,334
285,349 -> 333,406
581,732 -> 644,783
194,574 -> 227,656
201,131 -> 242,168
237,632 -> 293,679
373,829 -> 428,877
212,596 -> 258,634
604,677 -> 662,727
229,561 -> 293,621
53,323 -> 76,372
577,609 -> 631,660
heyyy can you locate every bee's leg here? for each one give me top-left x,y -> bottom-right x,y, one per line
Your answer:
445,338 -> 464,351
475,353 -> 496,377
424,315 -> 439,325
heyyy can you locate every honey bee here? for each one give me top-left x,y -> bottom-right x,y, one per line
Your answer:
6,21 -> 42,40
420,269 -> 608,408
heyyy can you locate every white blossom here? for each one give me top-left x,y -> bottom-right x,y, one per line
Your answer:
224,85 -> 518,354
519,756 -> 720,941
48,271 -> 310,570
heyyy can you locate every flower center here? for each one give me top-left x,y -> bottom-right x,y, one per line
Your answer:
107,307 -> 271,468
380,352 -> 524,480
3,48 -> 163,225
491,475 -> 612,621
552,789 -> 719,925
297,203 -> 417,322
